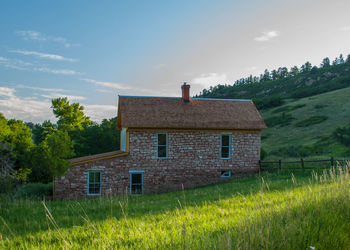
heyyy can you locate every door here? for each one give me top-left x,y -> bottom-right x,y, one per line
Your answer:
130,171 -> 144,195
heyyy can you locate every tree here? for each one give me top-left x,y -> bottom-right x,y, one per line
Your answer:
51,98 -> 92,131
339,54 -> 345,64
29,130 -> 74,182
290,66 -> 299,77
346,54 -> 350,63
262,69 -> 271,82
321,57 -> 330,68
301,61 -> 312,72
277,67 -> 288,78
271,70 -> 279,80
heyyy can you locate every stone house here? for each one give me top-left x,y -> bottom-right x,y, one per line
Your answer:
53,83 -> 266,199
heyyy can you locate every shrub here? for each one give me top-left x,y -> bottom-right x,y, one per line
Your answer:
295,115 -> 328,127
253,97 -> 284,110
264,113 -> 295,127
260,147 -> 267,160
333,123 -> 350,146
272,104 -> 306,114
14,182 -> 53,199
314,104 -> 326,109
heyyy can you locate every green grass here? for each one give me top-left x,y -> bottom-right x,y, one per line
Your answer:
261,86 -> 350,158
1,167 -> 349,249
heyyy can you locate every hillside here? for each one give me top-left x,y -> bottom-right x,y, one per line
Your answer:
260,87 -> 350,159
1,169 -> 349,249
198,60 -> 350,102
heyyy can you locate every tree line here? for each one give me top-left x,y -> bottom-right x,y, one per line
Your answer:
198,53 -> 350,96
0,98 -> 120,190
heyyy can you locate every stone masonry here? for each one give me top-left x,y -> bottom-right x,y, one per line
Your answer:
54,130 -> 261,199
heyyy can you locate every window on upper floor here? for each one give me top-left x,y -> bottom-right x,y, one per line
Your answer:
221,134 -> 231,159
157,133 -> 168,158
88,171 -> 101,195
121,128 -> 127,152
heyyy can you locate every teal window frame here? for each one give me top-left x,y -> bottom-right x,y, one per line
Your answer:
221,134 -> 231,159
220,170 -> 231,178
129,170 -> 144,195
157,132 -> 168,159
88,171 -> 102,195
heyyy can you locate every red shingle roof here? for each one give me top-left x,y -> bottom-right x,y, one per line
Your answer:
117,96 -> 266,130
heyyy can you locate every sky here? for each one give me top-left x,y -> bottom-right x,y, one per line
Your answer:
1,0 -> 350,123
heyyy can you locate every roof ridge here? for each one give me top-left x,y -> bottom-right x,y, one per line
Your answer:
119,95 -> 251,101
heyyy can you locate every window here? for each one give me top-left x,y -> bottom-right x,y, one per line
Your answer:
221,170 -> 231,178
157,133 -> 168,158
88,171 -> 101,195
121,128 -> 127,152
130,171 -> 144,195
221,134 -> 231,159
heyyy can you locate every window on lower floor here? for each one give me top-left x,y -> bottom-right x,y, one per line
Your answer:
88,171 -> 101,195
221,170 -> 231,178
130,171 -> 144,195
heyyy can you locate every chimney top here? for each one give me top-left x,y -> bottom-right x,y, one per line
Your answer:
181,82 -> 190,103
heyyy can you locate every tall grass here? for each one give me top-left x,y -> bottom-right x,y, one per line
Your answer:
0,166 -> 349,249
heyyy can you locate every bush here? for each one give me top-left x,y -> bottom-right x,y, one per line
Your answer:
333,123 -> 350,146
253,97 -> 284,111
314,104 -> 326,109
260,147 -> 267,160
264,113 -> 295,127
14,183 -> 53,199
295,115 -> 328,127
272,104 -> 306,114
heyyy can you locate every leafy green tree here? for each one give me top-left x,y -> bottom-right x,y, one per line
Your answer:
29,130 -> 74,182
301,61 -> 312,72
290,66 -> 299,77
346,54 -> 350,63
339,54 -> 344,64
51,97 -> 92,131
321,57 -> 330,68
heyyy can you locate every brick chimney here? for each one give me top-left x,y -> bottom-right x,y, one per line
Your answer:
181,82 -> 190,103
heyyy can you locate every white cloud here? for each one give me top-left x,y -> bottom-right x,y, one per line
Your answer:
0,87 -> 16,97
35,67 -> 81,75
191,73 -> 229,88
41,93 -> 87,101
14,30 -> 80,48
0,87 -> 54,123
10,50 -> 77,62
80,78 -> 163,95
81,78 -> 133,90
83,104 -> 117,122
154,63 -> 166,69
340,26 -> 350,31
16,84 -> 66,93
254,31 -> 280,42
0,57 -> 80,75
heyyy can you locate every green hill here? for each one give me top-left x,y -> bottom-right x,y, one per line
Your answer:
260,87 -> 350,159
197,56 -> 350,159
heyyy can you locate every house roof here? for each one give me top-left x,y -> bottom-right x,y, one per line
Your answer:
117,96 -> 267,130
69,150 -> 128,165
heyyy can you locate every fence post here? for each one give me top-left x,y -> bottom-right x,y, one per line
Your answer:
279,160 -> 282,170
301,158 -> 304,170
331,157 -> 334,167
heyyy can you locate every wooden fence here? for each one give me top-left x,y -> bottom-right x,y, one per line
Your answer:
259,157 -> 350,172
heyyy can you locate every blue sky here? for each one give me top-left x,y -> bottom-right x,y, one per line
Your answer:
1,0 -> 350,123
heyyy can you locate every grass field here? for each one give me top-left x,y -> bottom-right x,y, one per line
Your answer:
261,87 -> 350,158
1,167 -> 349,249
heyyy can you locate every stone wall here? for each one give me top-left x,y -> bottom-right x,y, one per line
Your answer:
54,130 -> 261,199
